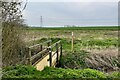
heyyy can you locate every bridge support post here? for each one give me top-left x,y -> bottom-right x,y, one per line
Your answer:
27,48 -> 32,65
47,42 -> 50,47
40,44 -> 42,51
60,41 -> 62,58
56,43 -> 59,64
49,47 -> 52,67
59,41 -> 62,67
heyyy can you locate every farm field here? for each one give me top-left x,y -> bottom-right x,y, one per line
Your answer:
23,26 -> 119,43
2,26 -> 120,79
22,26 -> 119,72
23,26 -> 118,50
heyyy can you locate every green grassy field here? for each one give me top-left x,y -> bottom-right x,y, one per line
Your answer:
23,26 -> 119,50
22,26 -> 119,72
2,26 -> 119,79
23,26 -> 118,42
27,26 -> 119,30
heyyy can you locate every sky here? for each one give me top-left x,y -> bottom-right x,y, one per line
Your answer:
23,0 -> 119,27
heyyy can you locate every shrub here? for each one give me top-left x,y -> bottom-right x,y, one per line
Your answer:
2,65 -> 41,78
107,71 -> 120,78
2,65 -> 107,79
61,50 -> 89,69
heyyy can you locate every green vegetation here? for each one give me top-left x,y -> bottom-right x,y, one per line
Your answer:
2,0 -> 119,79
2,26 -> 119,79
0,65 -> 113,79
26,26 -> 119,30
42,67 -> 106,79
2,65 -> 120,79
61,50 -> 119,72
27,37 -> 118,51
108,71 -> 120,78
24,27 -> 118,50
75,38 -> 118,49
27,37 -> 119,72
2,1 -> 27,67
61,50 -> 89,69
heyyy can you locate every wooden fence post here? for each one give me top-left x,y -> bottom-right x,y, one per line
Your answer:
49,47 -> 52,67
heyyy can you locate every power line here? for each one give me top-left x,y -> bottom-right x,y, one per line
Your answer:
40,16 -> 43,27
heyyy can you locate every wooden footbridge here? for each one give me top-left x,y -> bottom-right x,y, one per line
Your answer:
26,40 -> 62,71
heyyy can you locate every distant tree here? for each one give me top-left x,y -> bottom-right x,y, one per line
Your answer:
1,0 -> 28,67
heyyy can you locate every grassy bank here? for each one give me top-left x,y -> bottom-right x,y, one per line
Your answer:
2,65 -> 120,79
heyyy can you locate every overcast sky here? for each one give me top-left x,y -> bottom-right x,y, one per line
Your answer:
23,1 -> 118,27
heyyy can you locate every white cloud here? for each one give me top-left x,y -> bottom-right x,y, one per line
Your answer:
23,2 -> 118,26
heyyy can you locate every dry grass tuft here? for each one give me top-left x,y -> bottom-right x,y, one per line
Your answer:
85,51 -> 119,72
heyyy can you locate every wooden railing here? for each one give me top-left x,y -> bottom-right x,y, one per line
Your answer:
26,40 -> 62,67
29,40 -> 51,49
47,40 -> 62,67
26,40 -> 52,65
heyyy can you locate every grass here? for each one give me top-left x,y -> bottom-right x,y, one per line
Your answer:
60,50 -> 89,69
0,65 -> 113,79
26,26 -> 119,30
26,37 -> 119,72
24,26 -> 118,52
3,26 -> 119,79
23,26 -> 118,43
2,65 -> 120,79
24,26 -> 119,72
75,38 -> 118,49
27,37 -> 118,51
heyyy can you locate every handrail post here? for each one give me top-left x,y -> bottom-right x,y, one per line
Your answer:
60,41 -> 62,58
59,41 -> 62,66
27,48 -> 32,65
47,41 -> 51,53
40,44 -> 43,51
49,47 -> 52,67
47,41 -> 50,47
56,43 -> 59,64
